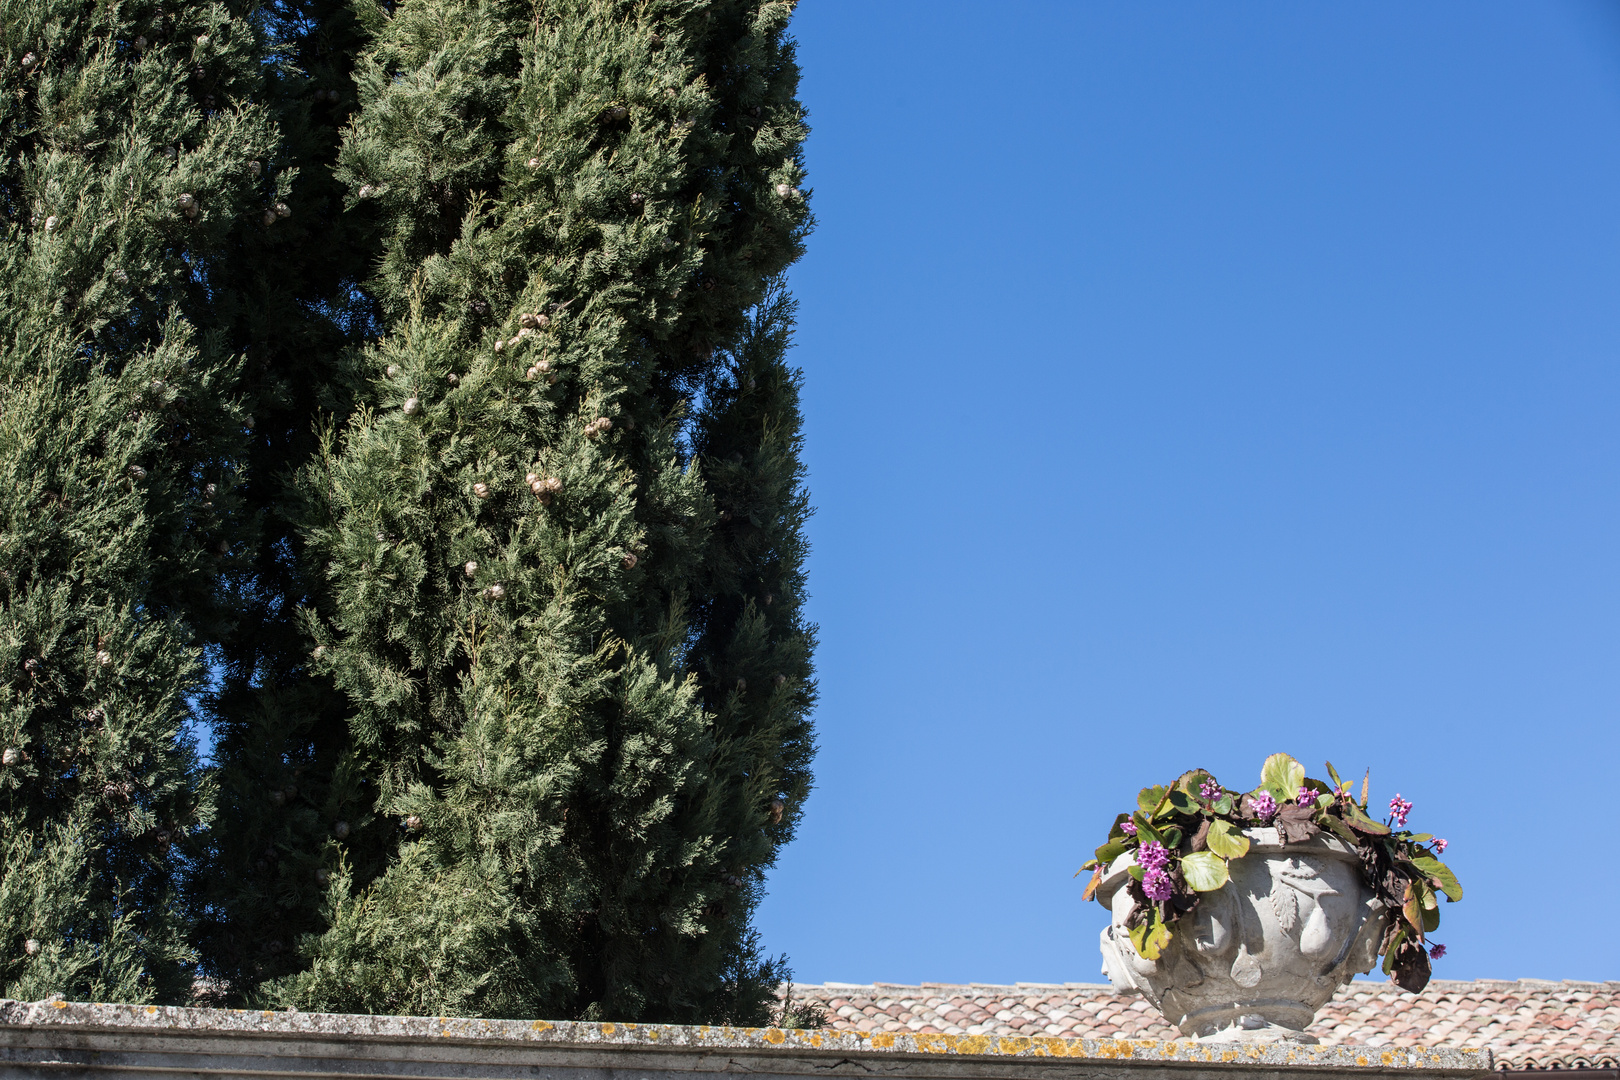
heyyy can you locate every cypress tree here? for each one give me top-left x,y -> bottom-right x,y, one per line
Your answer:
269,0 -> 816,1022
0,0 -> 280,1001
188,0 -> 388,1000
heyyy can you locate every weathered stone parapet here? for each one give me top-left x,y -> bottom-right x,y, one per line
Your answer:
0,998 -> 1493,1080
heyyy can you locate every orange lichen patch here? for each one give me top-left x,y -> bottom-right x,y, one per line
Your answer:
647,1029 -> 659,1040
51,1002 -> 67,1011
532,1021 -> 553,1032
1358,1055 -> 1371,1066
145,1006 -> 157,1015
601,1023 -> 616,1035
869,1033 -> 895,1049
762,1028 -> 785,1045
807,1032 -> 824,1047
1382,1052 -> 1395,1065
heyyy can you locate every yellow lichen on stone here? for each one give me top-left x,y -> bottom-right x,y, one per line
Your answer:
601,1023 -> 616,1035
532,1021 -> 553,1032
870,1033 -> 896,1049
763,1028 -> 785,1045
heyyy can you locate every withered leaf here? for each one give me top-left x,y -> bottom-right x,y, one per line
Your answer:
1190,817 -> 1211,853
1276,803 -> 1320,844
1391,939 -> 1432,994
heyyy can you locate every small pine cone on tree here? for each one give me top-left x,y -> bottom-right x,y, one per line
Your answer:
2,748 -> 21,766
402,396 -> 419,414
464,560 -> 478,577
274,202 -> 290,218
262,209 -> 277,226
472,482 -> 490,498
332,820 -> 350,839
483,583 -> 505,600
621,552 -> 638,570
405,814 -> 423,831
177,193 -> 197,218
768,799 -> 785,824
23,939 -> 40,956
96,649 -> 112,667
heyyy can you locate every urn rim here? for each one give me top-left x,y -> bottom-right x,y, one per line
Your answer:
1095,826 -> 1363,906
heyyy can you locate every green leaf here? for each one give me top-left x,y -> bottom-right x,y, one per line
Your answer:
1213,793 -> 1233,816
1411,856 -> 1463,902
1128,864 -> 1144,881
1402,883 -> 1424,935
1383,925 -> 1406,975
1166,790 -> 1198,816
1205,819 -> 1250,859
1344,803 -> 1391,836
1160,827 -> 1183,850
1132,812 -> 1164,845
1325,761 -> 1344,790
1180,850 -> 1230,892
1138,785 -> 1168,816
1094,840 -> 1128,866
1129,915 -> 1171,961
1320,815 -> 1358,844
1174,769 -> 1215,797
1261,752 -> 1305,801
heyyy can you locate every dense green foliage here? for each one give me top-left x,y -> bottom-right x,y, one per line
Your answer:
189,0 -> 389,1000
1,0 -> 816,1020
0,0 -> 280,1001
264,0 -> 816,1023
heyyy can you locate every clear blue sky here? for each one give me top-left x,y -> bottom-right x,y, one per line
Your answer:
756,1 -> 1620,985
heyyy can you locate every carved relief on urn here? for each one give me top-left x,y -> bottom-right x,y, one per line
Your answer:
1098,828 -> 1387,1043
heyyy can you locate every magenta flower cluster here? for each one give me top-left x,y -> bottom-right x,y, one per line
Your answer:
1120,820 -> 1137,836
1434,838 -> 1448,854
1199,780 -> 1222,801
1429,943 -> 1446,960
1297,785 -> 1316,805
1142,868 -> 1174,901
1250,791 -> 1278,820
1137,840 -> 1170,871
1389,794 -> 1413,827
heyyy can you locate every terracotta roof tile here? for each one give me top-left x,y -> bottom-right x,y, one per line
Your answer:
785,980 -> 1620,1070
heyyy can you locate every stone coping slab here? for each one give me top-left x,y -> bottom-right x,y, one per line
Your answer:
0,998 -> 1493,1080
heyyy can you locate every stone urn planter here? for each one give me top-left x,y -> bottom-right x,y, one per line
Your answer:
1097,827 -> 1388,1044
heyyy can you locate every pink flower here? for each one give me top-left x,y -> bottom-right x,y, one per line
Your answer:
1121,820 -> 1137,837
1199,780 -> 1223,801
1429,943 -> 1446,960
1433,838 -> 1448,854
1250,791 -> 1278,821
1388,794 -> 1413,827
1297,786 -> 1316,805
1142,867 -> 1174,902
1137,841 -> 1170,872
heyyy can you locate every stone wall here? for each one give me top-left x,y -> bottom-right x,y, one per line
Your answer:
0,999 -> 1493,1080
